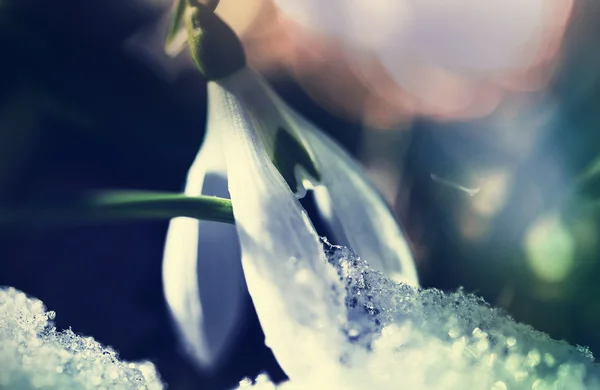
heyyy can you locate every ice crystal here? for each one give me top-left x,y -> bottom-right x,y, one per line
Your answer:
0,287 -> 163,390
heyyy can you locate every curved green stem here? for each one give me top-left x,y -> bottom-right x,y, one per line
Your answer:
165,0 -> 188,55
0,190 -> 234,228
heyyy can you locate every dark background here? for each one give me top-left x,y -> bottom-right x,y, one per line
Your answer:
1,1 -> 600,389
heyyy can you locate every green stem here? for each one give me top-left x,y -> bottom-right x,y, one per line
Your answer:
0,190 -> 235,228
165,0 -> 188,54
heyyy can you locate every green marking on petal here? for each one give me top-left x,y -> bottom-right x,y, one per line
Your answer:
185,0 -> 246,80
272,127 -> 321,196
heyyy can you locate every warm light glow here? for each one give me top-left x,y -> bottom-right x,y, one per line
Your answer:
470,170 -> 512,217
237,0 -> 574,127
217,0 -> 266,36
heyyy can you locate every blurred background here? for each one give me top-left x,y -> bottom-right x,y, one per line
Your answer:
1,0 -> 600,389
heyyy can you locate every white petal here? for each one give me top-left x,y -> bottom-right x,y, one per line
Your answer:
162,123 -> 246,370
210,64 -> 417,286
284,110 -> 419,287
211,68 -> 348,381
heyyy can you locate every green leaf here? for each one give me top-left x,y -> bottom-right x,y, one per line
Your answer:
0,190 -> 234,228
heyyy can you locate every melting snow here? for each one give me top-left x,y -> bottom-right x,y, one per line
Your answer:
0,287 -> 163,390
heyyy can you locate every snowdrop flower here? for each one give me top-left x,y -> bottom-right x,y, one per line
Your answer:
162,0 -> 417,372
161,4 -> 600,389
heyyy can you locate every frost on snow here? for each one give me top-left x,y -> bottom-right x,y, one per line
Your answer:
236,242 -> 600,390
0,287 -> 163,390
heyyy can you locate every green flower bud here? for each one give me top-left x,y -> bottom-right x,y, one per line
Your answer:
185,0 -> 246,81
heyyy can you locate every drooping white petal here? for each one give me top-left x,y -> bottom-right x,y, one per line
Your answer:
294,116 -> 419,286
205,61 -> 417,286
162,121 -> 246,370
210,68 -> 348,381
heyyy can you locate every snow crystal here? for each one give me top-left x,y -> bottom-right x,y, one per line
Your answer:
0,287 -> 164,390
235,242 -> 600,390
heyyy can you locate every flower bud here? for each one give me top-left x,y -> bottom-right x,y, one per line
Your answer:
185,0 -> 246,80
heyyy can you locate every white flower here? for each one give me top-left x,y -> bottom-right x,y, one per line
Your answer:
162,64 -> 418,371
161,5 -> 600,389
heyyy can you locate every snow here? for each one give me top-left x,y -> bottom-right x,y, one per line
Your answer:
234,242 -> 600,390
0,287 -> 163,390
3,242 -> 599,390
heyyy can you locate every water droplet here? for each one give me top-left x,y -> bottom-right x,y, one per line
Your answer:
506,337 -> 517,347
527,349 -> 541,367
294,268 -> 311,284
544,353 -> 556,367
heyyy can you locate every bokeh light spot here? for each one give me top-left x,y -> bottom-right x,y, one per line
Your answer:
524,211 -> 574,283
